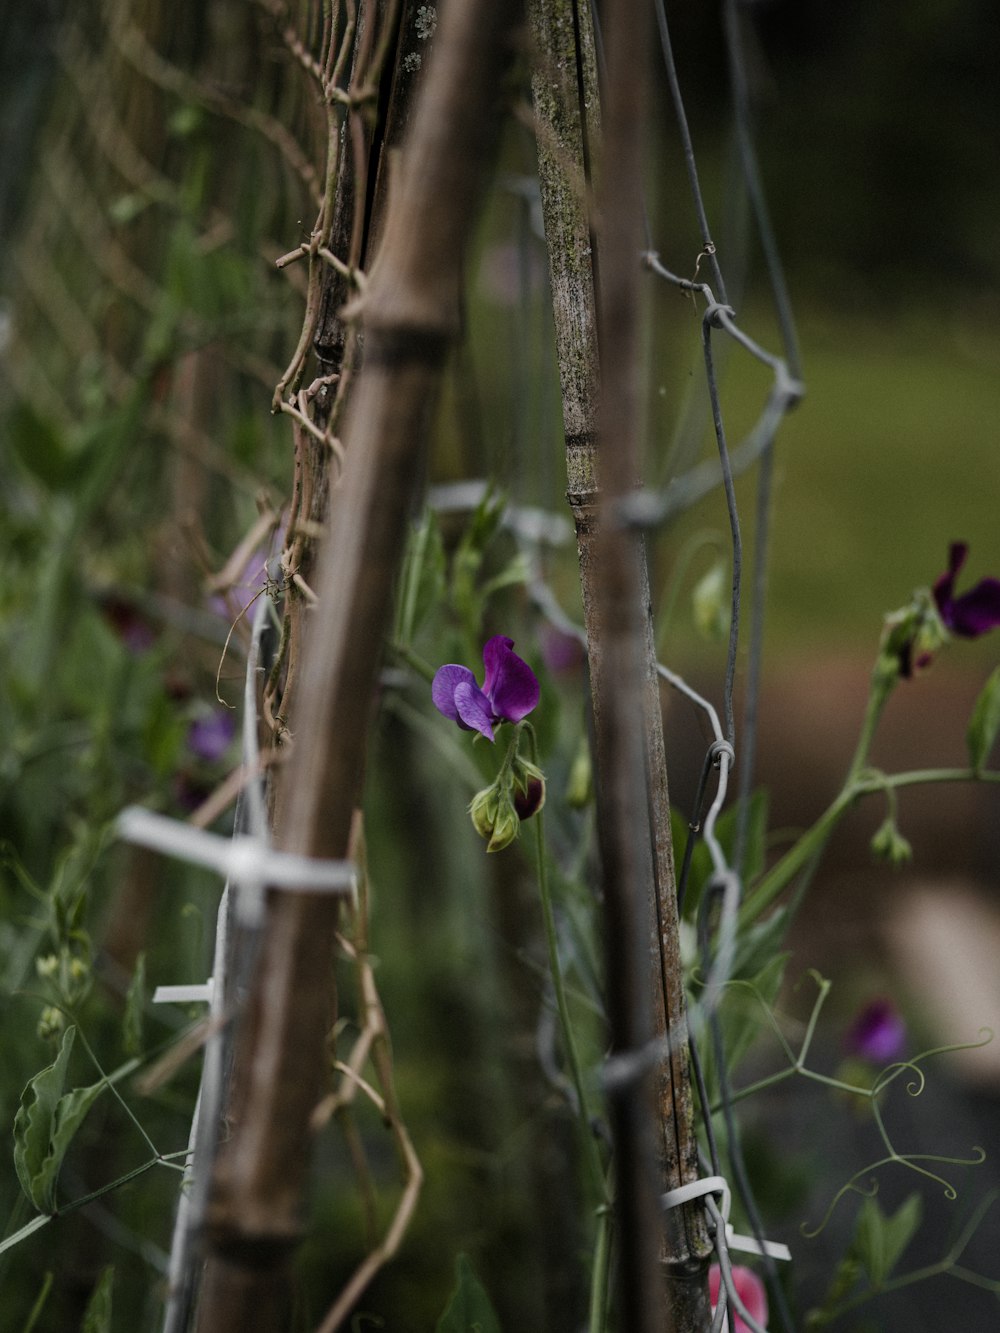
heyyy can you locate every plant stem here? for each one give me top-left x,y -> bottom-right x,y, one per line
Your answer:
588,1203 -> 614,1333
525,729 -> 607,1206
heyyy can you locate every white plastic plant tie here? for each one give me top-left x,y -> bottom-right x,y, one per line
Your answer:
116,807 -> 358,900
663,1174 -> 731,1223
662,1175 -> 791,1263
725,1228 -> 791,1263
153,981 -> 214,1005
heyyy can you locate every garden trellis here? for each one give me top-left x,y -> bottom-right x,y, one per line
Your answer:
3,1 -> 1000,1331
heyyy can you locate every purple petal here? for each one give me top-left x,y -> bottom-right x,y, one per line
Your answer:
482,636 -> 515,695
482,635 -> 540,724
932,542 -> 968,618
845,999 -> 906,1064
453,680 -> 495,740
187,710 -> 237,763
944,578 -> 1000,637
432,664 -> 477,722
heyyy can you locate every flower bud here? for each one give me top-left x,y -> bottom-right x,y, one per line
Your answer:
487,804 -> 520,853
692,559 -> 730,641
880,590 -> 948,680
566,741 -> 592,809
37,1006 -> 65,1041
469,784 -> 520,852
469,787 -> 500,841
870,817 -> 912,866
511,758 -> 546,821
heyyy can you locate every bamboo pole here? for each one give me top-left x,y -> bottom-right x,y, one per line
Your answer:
193,3 -> 526,1329
529,0 -> 713,1327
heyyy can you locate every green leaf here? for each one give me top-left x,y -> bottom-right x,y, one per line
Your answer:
14,1027 -> 76,1211
5,405 -> 78,492
123,952 -> 146,1057
731,906 -> 790,981
853,1193 -> 922,1288
81,1265 -> 114,1333
20,1269 -> 53,1333
434,1255 -> 502,1333
13,1026 -> 108,1212
966,666 -> 1000,770
479,553 -> 530,602
0,1213 -> 52,1258
398,511 -> 446,647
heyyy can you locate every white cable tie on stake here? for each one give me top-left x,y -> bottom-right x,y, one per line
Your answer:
725,1228 -> 791,1263
662,1175 -> 791,1264
116,807 -> 358,900
662,1175 -> 731,1223
153,981 -> 215,1005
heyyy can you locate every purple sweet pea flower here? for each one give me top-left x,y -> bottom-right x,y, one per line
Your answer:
187,709 -> 237,763
845,998 -> 907,1064
932,542 -> 1000,638
432,635 -> 540,742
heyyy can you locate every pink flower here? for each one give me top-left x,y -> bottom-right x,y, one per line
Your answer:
709,1264 -> 768,1332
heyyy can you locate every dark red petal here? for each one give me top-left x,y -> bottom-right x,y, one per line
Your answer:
945,578 -> 1000,637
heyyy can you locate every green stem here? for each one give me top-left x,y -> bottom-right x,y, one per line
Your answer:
524,725 -> 607,1206
587,1202 -> 614,1333
846,666 -> 896,782
740,764 -> 1000,930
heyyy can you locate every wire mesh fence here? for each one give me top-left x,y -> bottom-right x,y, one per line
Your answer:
2,2 -> 1000,1331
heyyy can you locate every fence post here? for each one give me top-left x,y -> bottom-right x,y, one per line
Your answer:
192,4 -> 527,1328
529,0 -> 714,1326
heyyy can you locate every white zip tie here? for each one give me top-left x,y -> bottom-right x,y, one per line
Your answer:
153,982 -> 214,1005
117,806 -> 357,924
663,1175 -> 791,1264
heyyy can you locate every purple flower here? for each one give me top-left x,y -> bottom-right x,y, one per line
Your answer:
432,635 -> 539,742
540,624 -> 586,677
933,542 -> 1000,638
845,998 -> 907,1064
187,709 -> 237,763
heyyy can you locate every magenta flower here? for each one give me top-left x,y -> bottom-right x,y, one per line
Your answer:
709,1264 -> 768,1332
845,998 -> 906,1064
933,543 -> 1000,638
432,635 -> 539,742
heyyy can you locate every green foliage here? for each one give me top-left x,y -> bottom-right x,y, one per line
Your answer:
123,953 -> 147,1058
967,666 -> 1000,770
397,509 -> 447,649
81,1266 -> 115,1333
807,1194 -> 922,1326
691,557 -> 730,641
449,487 -> 512,640
434,1255 -> 502,1333
673,789 -> 769,925
13,1026 -> 107,1213
853,1193 -> 922,1289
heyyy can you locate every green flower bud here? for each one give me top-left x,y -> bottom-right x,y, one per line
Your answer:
880,589 -> 948,681
692,559 -> 730,641
35,954 -> 59,980
469,786 -> 500,841
37,1006 -> 64,1041
566,740 -> 592,809
469,783 -> 520,852
871,817 -> 912,867
487,804 -> 520,853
